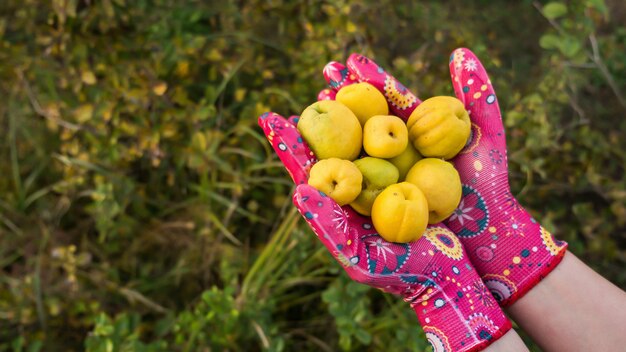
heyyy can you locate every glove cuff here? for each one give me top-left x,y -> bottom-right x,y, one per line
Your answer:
450,194 -> 568,307
404,273 -> 512,351
400,240 -> 513,351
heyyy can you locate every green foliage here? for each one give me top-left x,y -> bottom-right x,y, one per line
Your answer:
509,0 -> 626,278
172,286 -> 284,351
85,313 -> 168,352
322,276 -> 373,350
0,0 -> 625,350
542,2 -> 568,19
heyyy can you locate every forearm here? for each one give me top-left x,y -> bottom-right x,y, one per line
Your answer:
482,329 -> 528,352
507,251 -> 626,351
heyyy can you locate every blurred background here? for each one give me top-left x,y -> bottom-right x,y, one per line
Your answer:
1,0 -> 625,351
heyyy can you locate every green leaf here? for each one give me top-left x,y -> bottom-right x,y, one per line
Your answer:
355,329 -> 372,345
542,2 -> 568,19
73,104 -> 94,123
191,132 -> 207,151
539,34 -> 560,50
559,36 -> 582,58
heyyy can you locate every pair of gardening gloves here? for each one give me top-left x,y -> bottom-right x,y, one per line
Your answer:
258,48 -> 568,352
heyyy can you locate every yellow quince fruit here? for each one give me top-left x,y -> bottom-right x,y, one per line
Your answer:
336,82 -> 389,126
405,158 -> 462,224
298,100 -> 362,160
308,158 -> 362,206
407,96 -> 470,160
371,182 -> 429,243
363,115 -> 408,158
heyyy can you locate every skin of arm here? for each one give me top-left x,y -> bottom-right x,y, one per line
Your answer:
507,251 -> 626,351
483,329 -> 529,352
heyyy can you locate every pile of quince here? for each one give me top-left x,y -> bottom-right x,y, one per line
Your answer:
299,83 -> 470,243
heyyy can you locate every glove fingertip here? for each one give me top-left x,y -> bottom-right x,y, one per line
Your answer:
259,113 -> 315,185
449,48 -> 497,106
287,115 -> 300,126
346,53 -> 420,120
448,48 -> 503,135
257,111 -> 273,129
346,52 -> 362,67
317,88 -> 336,101
323,61 -> 357,91
258,111 -> 287,137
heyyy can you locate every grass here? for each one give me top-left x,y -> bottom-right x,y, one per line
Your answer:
0,0 -> 625,350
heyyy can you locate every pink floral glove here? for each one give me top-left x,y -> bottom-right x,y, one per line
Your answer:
258,112 -> 511,351
321,49 -> 568,307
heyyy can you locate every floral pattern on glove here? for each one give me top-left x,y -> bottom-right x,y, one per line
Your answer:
320,49 -> 568,307
259,109 -> 511,351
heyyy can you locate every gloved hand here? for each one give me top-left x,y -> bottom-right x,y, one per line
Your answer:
320,49 -> 568,307
259,113 -> 511,350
